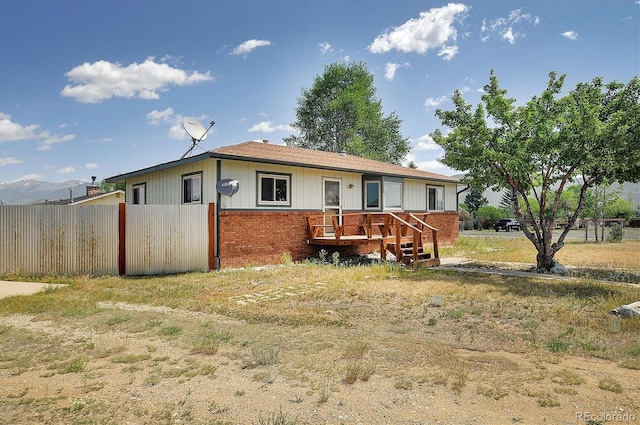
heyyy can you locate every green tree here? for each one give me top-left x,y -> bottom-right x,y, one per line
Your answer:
475,205 -> 503,229
284,62 -> 410,164
604,197 -> 633,220
464,187 -> 488,214
100,180 -> 124,192
431,71 -> 640,270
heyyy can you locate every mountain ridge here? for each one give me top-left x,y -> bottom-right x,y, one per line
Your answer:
0,179 -> 88,205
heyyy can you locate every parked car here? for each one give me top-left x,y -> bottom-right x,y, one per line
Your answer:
494,218 -> 520,232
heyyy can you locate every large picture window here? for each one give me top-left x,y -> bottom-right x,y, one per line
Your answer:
258,172 -> 290,206
427,185 -> 444,211
364,181 -> 380,210
132,183 -> 146,205
182,173 -> 202,204
383,181 -> 403,210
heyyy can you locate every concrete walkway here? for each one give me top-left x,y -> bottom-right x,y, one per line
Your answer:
0,281 -> 67,299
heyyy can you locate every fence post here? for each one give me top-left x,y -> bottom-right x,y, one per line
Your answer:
208,203 -> 216,271
118,203 -> 126,275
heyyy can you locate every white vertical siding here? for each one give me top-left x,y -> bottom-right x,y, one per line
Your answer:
220,160 -> 362,210
404,179 -> 427,211
119,156 -> 458,212
125,160 -> 217,205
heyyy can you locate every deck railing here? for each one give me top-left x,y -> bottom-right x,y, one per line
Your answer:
306,212 -> 439,266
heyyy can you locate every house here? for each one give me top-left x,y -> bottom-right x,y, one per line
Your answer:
105,141 -> 460,269
36,177 -> 125,205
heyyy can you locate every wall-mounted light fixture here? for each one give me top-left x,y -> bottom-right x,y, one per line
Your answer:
348,184 -> 355,189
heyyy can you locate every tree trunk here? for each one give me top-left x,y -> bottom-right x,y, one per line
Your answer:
536,251 -> 556,271
535,223 -> 557,271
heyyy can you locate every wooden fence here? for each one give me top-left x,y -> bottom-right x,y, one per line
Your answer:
0,204 -> 214,276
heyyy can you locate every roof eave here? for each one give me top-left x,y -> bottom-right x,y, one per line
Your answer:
104,152 -> 213,183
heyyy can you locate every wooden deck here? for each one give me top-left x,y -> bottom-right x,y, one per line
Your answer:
306,212 -> 440,267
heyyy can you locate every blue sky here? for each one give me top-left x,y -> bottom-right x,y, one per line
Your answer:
1,1 -> 638,184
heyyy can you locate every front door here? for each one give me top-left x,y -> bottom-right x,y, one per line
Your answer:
323,178 -> 342,235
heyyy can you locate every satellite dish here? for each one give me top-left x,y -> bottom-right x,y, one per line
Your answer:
181,117 -> 215,159
216,179 -> 239,197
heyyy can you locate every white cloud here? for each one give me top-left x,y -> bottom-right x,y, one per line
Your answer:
424,95 -> 447,110
37,133 -> 76,151
85,137 -> 112,144
61,58 -> 213,103
146,108 -> 175,126
232,39 -> 272,56
384,62 -> 410,81
319,42 -> 333,55
85,163 -> 98,169
437,45 -> 459,60
247,121 -> 293,133
368,3 -> 469,59
58,166 -> 75,174
481,9 -> 539,44
0,157 -> 22,167
0,113 -> 75,151
562,30 -> 578,40
0,114 -> 40,142
416,159 -> 449,173
412,134 -> 440,151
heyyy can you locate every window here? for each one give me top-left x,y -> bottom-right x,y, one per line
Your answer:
132,183 -> 146,205
427,186 -> 444,211
383,181 -> 403,210
258,172 -> 290,206
364,180 -> 380,210
182,173 -> 202,204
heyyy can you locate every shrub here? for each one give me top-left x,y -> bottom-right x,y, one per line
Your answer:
607,223 -> 624,243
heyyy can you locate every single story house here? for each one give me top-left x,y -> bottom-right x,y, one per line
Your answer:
106,141 -> 460,269
36,179 -> 125,205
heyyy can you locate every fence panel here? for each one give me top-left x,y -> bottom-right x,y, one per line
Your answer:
0,205 -> 119,276
125,205 -> 209,275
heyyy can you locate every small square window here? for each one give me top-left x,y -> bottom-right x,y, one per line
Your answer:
258,173 -> 290,206
132,183 -> 146,205
182,173 -> 202,204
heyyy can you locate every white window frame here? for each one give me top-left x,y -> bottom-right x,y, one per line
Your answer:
132,183 -> 146,205
182,172 -> 202,204
427,185 -> 445,211
364,180 -> 381,210
257,172 -> 291,206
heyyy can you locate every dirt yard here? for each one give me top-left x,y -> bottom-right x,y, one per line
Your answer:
1,259 -> 639,425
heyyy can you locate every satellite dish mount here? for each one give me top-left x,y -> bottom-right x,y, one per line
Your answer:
181,117 -> 215,159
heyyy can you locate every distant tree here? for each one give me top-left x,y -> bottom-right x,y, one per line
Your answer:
498,190 -> 515,215
475,205 -> 503,229
464,187 -> 488,214
407,161 -> 418,169
603,197 -> 633,221
284,62 -> 410,164
100,180 -> 124,192
431,71 -> 640,270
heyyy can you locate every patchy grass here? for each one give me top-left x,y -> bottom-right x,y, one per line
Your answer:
1,237 -> 639,423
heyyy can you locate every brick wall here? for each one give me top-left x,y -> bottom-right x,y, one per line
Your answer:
217,210 -> 459,269
422,211 -> 459,245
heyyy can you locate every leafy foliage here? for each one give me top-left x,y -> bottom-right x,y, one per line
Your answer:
284,62 -> 410,164
431,71 -> 640,269
464,187 -> 488,214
